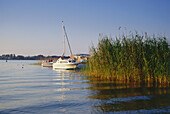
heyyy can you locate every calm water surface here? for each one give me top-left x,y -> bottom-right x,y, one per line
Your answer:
0,60 -> 169,114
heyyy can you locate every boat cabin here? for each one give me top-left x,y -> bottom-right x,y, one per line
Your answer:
56,58 -> 76,64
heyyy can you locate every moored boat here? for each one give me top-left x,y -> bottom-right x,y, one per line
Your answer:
53,57 -> 78,70
42,60 -> 53,67
53,21 -> 78,70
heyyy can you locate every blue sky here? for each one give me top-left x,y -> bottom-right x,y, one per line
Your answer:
0,0 -> 170,56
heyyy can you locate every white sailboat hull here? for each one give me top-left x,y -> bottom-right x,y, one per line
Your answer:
53,63 -> 78,70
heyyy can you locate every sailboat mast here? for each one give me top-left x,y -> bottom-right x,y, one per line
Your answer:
62,21 -> 65,56
62,21 -> 73,56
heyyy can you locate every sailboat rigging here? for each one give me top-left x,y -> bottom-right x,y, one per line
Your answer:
62,21 -> 72,56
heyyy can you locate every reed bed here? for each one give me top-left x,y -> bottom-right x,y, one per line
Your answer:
85,32 -> 170,85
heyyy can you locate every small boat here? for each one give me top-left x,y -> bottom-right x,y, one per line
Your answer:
53,57 -> 78,70
53,21 -> 78,70
42,60 -> 53,67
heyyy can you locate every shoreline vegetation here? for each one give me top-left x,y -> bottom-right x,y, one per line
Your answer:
84,32 -> 169,86
29,62 -> 42,65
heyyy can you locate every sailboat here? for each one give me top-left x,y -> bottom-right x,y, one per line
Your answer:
53,21 -> 78,70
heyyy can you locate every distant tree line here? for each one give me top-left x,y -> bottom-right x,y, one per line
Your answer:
0,54 -> 67,60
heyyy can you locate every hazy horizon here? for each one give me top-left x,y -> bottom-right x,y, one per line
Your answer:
1,0 -> 170,56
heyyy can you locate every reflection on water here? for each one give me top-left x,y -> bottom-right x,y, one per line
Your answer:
87,79 -> 170,113
0,60 -> 169,114
86,76 -> 170,113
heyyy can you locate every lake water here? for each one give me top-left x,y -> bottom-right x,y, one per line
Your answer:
0,60 -> 169,114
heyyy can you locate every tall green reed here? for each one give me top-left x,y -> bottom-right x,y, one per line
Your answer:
85,32 -> 169,85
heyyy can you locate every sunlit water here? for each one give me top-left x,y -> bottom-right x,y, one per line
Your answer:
0,60 -> 169,114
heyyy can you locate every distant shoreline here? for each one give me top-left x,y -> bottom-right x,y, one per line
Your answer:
0,54 -> 70,60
